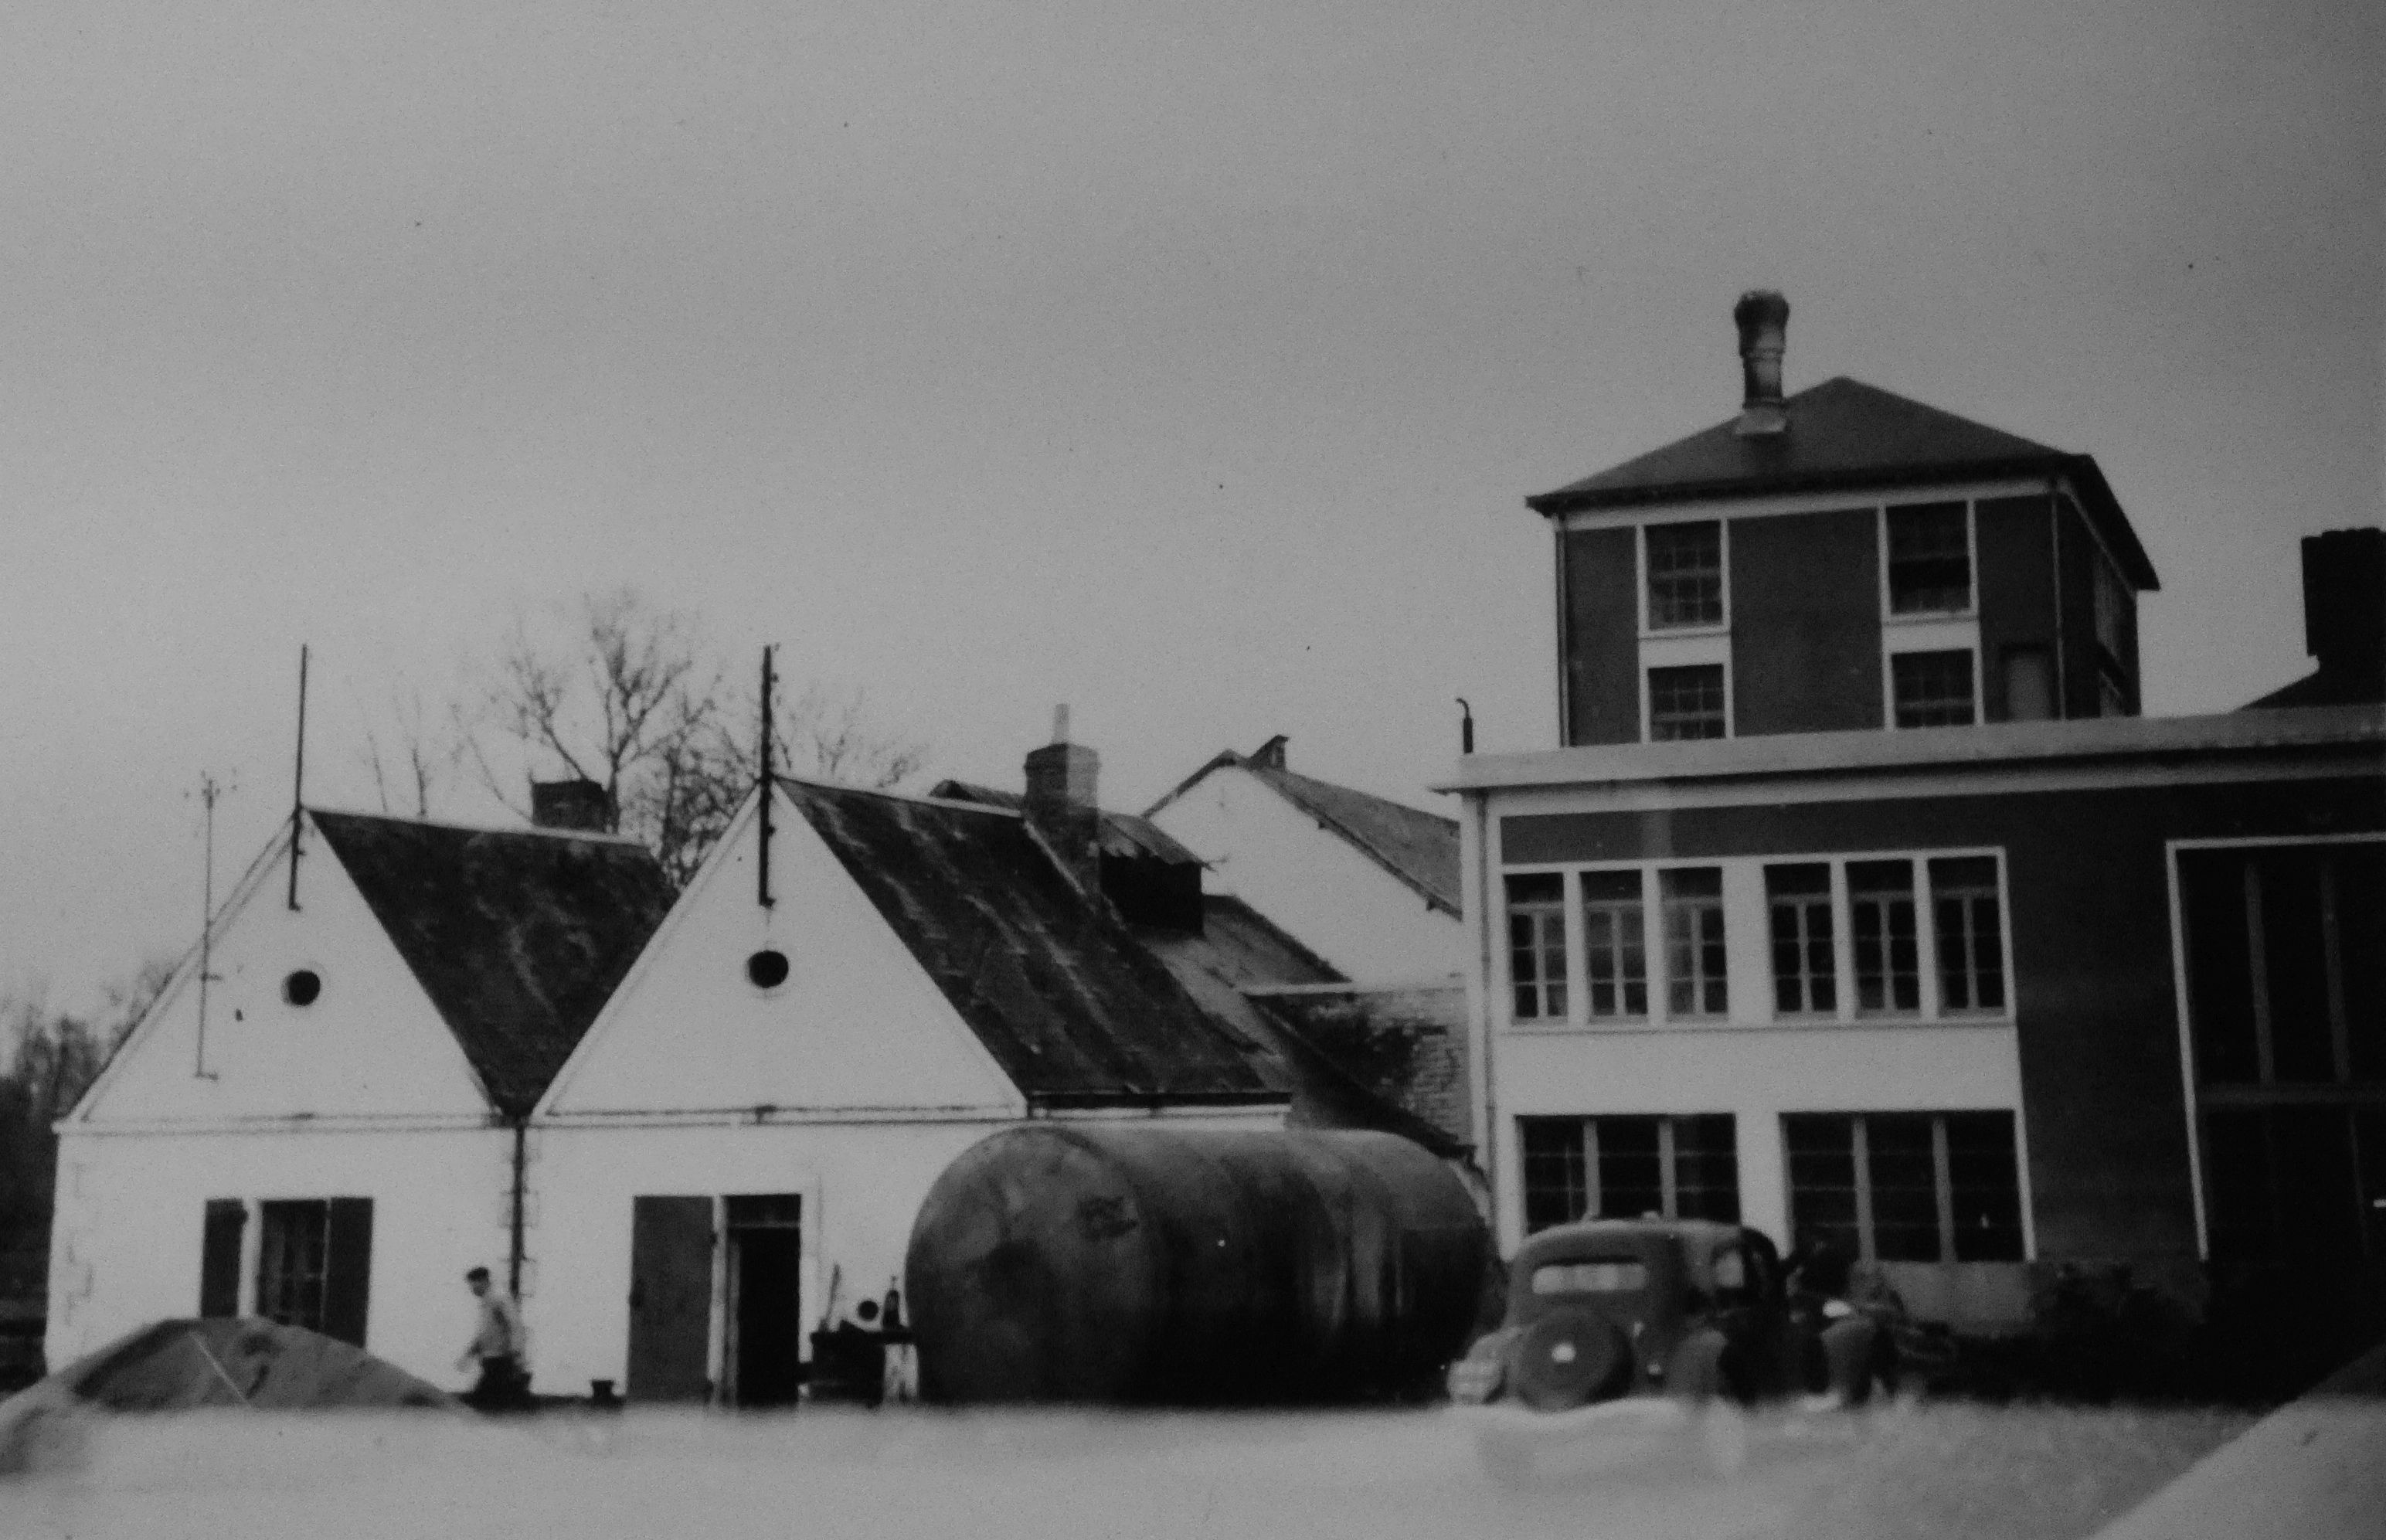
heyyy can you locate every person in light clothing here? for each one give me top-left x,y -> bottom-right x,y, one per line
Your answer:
457,1266 -> 531,1409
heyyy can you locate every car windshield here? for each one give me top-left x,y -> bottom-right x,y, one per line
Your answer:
1529,1260 -> 1649,1295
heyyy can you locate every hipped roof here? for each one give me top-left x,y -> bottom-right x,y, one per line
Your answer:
1526,376 -> 2158,590
780,779 -> 1282,1107
311,811 -> 675,1117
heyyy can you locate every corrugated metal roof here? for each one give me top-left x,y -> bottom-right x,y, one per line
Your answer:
781,780 -> 1283,1107
1525,376 -> 2158,590
928,779 -> 1203,866
311,811 -> 676,1117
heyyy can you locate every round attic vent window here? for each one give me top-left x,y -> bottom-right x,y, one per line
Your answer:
746,950 -> 790,991
283,969 -> 323,1007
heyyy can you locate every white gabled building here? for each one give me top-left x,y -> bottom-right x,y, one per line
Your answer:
46,796 -> 673,1387
529,733 -> 1304,1407
1144,736 -> 1463,988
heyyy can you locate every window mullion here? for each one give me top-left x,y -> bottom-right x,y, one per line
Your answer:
1932,1116 -> 1956,1263
1583,1117 -> 1602,1220
1658,1117 -> 1679,1219
1562,869 -> 1587,1028
1851,1117 -> 1877,1264
2321,860 -> 2350,1084
2245,862 -> 2274,1083
1917,862 -> 1944,1019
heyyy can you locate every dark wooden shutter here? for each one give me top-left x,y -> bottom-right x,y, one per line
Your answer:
321,1197 -> 374,1347
627,1195 -> 715,1402
199,1200 -> 246,1317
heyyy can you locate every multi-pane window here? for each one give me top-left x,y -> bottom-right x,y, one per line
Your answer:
1506,874 -> 1568,1021
1886,502 -> 1972,614
1645,521 -> 1724,629
1783,1111 -> 2024,1264
1848,861 -> 1922,1015
2178,842 -> 2385,1088
1929,857 -> 2006,1013
1519,1114 -> 1740,1232
1766,864 -> 1837,1015
1891,650 -> 1976,728
1648,665 -> 1727,740
1579,870 -> 1649,1019
257,1201 -> 330,1332
1660,869 -> 1728,1017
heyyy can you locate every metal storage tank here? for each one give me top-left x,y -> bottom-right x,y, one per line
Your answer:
904,1124 -> 1489,1404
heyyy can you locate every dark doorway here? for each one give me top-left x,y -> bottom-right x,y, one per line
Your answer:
726,1195 -> 804,1407
627,1195 -> 714,1402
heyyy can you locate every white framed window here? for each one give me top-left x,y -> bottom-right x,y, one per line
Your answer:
1520,1113 -> 1741,1232
1783,1110 -> 2025,1263
1642,519 -> 1726,631
1890,649 -> 1979,729
1885,502 -> 1975,615
1505,873 -> 1569,1022
1500,849 -> 2011,1031
1647,663 -> 1729,740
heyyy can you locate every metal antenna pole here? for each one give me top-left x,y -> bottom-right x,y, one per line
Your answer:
287,644 -> 309,911
757,644 -> 777,909
193,772 -> 230,1079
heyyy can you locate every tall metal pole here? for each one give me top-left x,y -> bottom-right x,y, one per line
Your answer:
287,643 -> 309,911
757,644 -> 776,909
195,773 -> 225,1079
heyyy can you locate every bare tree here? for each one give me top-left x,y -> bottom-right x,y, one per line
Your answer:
457,589 -> 929,883
356,683 -> 461,819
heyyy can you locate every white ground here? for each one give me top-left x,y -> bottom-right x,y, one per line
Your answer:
4,1401 -> 2268,1540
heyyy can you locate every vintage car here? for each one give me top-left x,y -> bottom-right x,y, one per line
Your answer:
1447,1218 -> 1894,1474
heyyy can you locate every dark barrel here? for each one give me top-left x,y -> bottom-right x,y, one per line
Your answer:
903,1124 -> 1489,1405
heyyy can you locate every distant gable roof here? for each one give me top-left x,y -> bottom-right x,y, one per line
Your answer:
310,811 -> 676,1117
1525,376 -> 2157,590
780,779 -> 1282,1107
928,780 -> 1201,866
1147,747 -> 1462,916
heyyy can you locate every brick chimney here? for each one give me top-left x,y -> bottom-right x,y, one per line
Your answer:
1732,290 -> 1790,437
531,778 -> 613,832
1023,705 -> 1103,896
2301,528 -> 2385,695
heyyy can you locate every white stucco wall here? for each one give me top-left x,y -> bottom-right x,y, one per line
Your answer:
542,787 -> 1024,1119
1147,767 -> 1460,985
46,1124 -> 513,1391
79,816 -> 491,1125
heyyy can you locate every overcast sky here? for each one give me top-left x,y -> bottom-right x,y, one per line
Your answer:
4,0 -> 2378,1014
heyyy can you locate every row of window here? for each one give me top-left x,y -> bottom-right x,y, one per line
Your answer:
1644,650 -> 1984,740
2177,843 -> 2385,1088
1520,1110 -> 2026,1265
1506,854 -> 2008,1025
1640,503 -> 1979,634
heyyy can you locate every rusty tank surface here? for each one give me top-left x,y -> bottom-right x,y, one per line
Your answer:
903,1124 -> 1489,1405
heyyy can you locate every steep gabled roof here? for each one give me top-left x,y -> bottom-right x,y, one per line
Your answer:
310,811 -> 675,1117
1526,376 -> 2158,590
1149,749 -> 1462,916
780,779 -> 1283,1107
928,780 -> 1201,866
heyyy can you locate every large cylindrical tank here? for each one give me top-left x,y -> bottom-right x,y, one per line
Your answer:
904,1124 -> 1489,1405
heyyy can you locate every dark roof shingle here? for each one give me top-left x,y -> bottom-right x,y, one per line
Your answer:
1246,765 -> 1461,916
782,780 -> 1282,1107
1526,376 -> 2157,590
311,811 -> 675,1117
927,780 -> 1201,866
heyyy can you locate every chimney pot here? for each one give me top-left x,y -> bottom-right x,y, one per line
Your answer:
530,778 -> 613,832
1024,712 -> 1102,896
1732,290 -> 1790,437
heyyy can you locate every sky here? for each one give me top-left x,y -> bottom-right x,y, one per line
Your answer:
3,0 -> 2379,1015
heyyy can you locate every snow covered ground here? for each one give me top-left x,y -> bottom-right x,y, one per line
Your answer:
4,1400 -> 2261,1540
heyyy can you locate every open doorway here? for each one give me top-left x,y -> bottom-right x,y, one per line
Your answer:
723,1195 -> 804,1407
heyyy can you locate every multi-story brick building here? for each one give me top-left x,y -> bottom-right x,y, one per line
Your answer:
1444,294 -> 2384,1334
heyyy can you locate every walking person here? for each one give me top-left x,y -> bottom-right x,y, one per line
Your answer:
457,1266 -> 532,1411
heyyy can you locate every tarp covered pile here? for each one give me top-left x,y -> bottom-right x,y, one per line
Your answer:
0,1317 -> 461,1474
